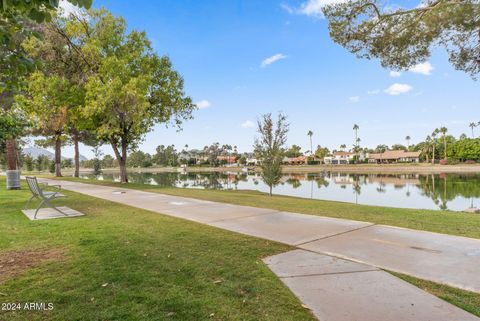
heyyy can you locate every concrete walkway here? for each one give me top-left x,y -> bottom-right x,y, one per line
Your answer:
37,178 -> 480,320
264,250 -> 478,321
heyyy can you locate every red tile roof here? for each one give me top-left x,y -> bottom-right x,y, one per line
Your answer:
368,150 -> 420,160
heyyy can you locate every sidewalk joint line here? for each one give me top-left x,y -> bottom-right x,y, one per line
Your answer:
279,269 -> 379,279
208,210 -> 281,223
294,223 -> 376,246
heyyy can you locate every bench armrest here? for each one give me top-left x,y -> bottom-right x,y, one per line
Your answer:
40,183 -> 62,190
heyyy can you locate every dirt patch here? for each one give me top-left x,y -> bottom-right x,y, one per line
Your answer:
0,248 -> 65,283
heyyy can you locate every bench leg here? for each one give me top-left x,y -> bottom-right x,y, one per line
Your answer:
34,198 -> 69,219
45,198 -> 69,216
24,195 -> 36,210
34,199 -> 46,219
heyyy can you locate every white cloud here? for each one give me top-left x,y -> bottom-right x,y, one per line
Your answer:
241,120 -> 255,129
261,54 -> 287,68
280,3 -> 294,14
389,71 -> 402,77
367,89 -> 380,95
196,100 -> 211,109
384,83 -> 413,95
282,0 -> 348,18
59,0 -> 83,17
409,62 -> 433,75
349,96 -> 360,103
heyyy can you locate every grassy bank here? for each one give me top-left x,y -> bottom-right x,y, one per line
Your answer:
53,177 -> 480,239
0,180 -> 314,321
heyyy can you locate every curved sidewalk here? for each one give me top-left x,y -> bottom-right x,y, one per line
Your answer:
37,178 -> 480,320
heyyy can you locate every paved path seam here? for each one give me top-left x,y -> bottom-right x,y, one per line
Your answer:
207,209 -> 280,223
294,223 -> 376,246
278,269 -> 380,279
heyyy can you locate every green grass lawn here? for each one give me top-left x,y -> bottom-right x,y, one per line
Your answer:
0,180 -> 315,321
55,177 -> 480,239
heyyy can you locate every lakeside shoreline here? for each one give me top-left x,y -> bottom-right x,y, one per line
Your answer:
50,163 -> 480,175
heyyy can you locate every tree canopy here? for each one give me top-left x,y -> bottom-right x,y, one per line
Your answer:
69,9 -> 195,182
323,0 -> 480,79
0,0 -> 92,91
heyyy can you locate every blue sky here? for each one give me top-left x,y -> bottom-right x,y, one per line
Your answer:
57,0 -> 479,158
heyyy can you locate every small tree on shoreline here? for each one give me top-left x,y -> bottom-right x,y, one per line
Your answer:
254,113 -> 289,196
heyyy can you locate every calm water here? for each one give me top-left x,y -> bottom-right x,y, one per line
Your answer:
80,171 -> 480,211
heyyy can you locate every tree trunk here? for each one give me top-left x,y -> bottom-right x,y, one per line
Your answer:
269,185 -> 272,196
73,133 -> 80,178
6,138 -> 17,170
111,138 -> 128,183
54,135 -> 62,177
444,138 -> 447,159
432,144 -> 435,164
120,137 -> 128,183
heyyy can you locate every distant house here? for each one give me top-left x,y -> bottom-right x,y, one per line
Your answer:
216,155 -> 237,165
367,150 -> 421,164
323,151 -> 356,165
246,157 -> 258,166
283,156 -> 308,165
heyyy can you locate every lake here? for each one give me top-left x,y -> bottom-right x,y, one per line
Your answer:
79,171 -> 480,211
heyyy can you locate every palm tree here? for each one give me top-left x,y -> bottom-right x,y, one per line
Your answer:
307,130 -> 313,156
353,138 -> 361,162
439,127 -> 448,159
431,129 -> 439,164
423,136 -> 432,163
353,124 -> 359,146
470,122 -> 477,138
340,144 -> 347,151
405,136 -> 411,150
353,124 -> 359,162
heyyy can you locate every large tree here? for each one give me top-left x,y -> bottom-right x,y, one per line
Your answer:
323,0 -> 479,79
0,100 -> 27,169
1,0 -> 92,172
0,0 -> 92,89
77,10 -> 195,183
17,72 -> 83,176
22,15 -> 91,177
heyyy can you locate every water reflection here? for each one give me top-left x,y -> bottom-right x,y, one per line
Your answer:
80,171 -> 480,211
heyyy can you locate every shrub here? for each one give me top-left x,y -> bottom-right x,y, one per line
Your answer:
447,159 -> 459,165
48,160 -> 55,173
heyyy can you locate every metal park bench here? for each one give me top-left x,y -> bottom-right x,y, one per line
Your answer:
24,177 -> 67,219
